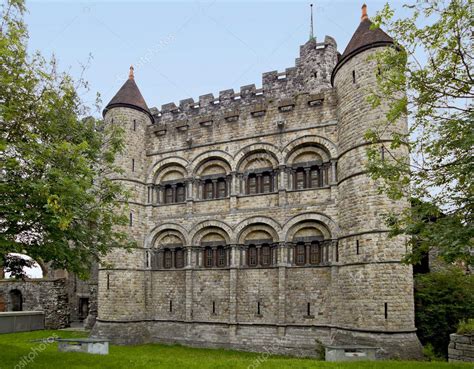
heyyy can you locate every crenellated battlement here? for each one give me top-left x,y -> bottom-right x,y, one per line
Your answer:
151,36 -> 338,126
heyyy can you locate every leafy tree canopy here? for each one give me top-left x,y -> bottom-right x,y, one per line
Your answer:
0,0 -> 133,278
366,0 -> 473,266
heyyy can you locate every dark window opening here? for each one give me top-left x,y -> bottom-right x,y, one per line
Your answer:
295,243 -> 306,265
176,184 -> 185,203
164,249 -> 172,269
132,158 -> 135,172
217,247 -> 226,267
257,301 -> 261,315
133,119 -> 136,131
352,70 -> 356,83
247,175 -> 257,194
205,247 -> 214,268
212,301 -> 216,314
261,245 -> 271,266
384,302 -> 388,319
307,302 -> 311,316
217,178 -> 227,198
169,300 -> 173,313
129,212 -> 133,227
175,248 -> 184,268
106,274 -> 110,290
310,242 -> 321,264
248,246 -> 258,267
356,240 -> 360,255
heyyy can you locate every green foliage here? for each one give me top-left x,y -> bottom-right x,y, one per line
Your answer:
415,268 -> 474,358
0,0 -> 133,277
422,343 -> 444,362
457,319 -> 474,335
366,0 -> 473,266
0,330 -> 473,369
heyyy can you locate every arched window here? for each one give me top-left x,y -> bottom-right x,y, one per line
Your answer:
310,166 -> 320,188
164,186 -> 174,204
261,244 -> 271,266
217,246 -> 226,267
217,179 -> 227,198
247,174 -> 257,194
176,184 -> 185,203
262,172 -> 272,193
248,245 -> 258,267
205,247 -> 214,268
295,243 -> 306,265
310,241 -> 321,265
295,168 -> 305,190
163,249 -> 172,269
175,248 -> 184,268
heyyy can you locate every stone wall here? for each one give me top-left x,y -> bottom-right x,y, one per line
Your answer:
0,279 -> 69,329
449,334 -> 474,363
93,34 -> 422,360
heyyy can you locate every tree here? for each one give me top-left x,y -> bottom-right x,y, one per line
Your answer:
366,0 -> 473,266
0,0 -> 133,278
415,268 -> 474,358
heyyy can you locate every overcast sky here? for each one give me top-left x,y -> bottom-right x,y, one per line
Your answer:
24,1 -> 409,116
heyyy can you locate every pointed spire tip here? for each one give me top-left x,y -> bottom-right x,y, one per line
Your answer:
361,4 -> 368,21
129,65 -> 134,80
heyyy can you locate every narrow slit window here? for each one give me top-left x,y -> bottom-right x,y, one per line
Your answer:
356,239 -> 360,255
106,273 -> 110,290
169,300 -> 173,313
129,212 -> 133,227
133,119 -> 136,131
132,159 -> 135,172
384,302 -> 388,319
307,302 -> 311,316
257,301 -> 261,315
352,70 -> 356,83
212,301 -> 216,314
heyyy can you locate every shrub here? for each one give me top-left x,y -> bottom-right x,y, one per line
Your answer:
457,319 -> 474,335
415,268 -> 474,358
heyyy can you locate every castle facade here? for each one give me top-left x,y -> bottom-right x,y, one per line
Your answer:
92,6 -> 422,358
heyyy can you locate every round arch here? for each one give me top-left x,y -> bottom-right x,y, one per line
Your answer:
188,150 -> 233,176
146,156 -> 189,183
282,212 -> 339,241
283,135 -> 338,163
233,143 -> 282,172
234,216 -> 282,244
145,223 -> 190,248
189,220 -> 234,245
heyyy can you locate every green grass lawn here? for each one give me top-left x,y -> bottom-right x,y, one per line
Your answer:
0,330 -> 470,369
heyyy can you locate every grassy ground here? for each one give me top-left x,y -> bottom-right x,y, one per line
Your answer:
0,330 -> 470,369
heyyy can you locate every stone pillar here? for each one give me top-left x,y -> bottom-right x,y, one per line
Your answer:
241,246 -> 247,267
330,159 -> 337,185
186,180 -> 193,201
278,165 -> 286,190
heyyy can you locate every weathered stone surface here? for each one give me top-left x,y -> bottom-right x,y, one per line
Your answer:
92,23 -> 422,359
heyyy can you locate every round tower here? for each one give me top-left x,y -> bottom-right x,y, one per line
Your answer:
93,67 -> 152,343
332,5 -> 421,358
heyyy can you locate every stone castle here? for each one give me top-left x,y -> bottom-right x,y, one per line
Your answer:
91,5 -> 422,358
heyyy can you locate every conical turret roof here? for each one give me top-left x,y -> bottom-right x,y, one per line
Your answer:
331,4 -> 394,85
103,66 -> 152,120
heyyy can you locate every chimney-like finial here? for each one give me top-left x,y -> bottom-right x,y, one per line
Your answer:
361,4 -> 368,21
129,65 -> 134,80
309,3 -> 315,41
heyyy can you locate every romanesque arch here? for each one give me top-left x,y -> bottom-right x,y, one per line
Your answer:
282,212 -> 338,241
188,150 -> 233,175
283,135 -> 337,161
233,143 -> 282,172
146,223 -> 190,247
234,216 -> 282,244
189,220 -> 234,245
147,156 -> 189,183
